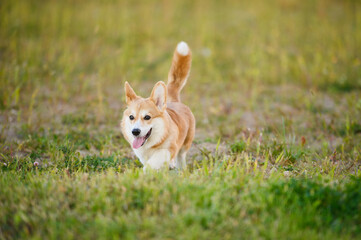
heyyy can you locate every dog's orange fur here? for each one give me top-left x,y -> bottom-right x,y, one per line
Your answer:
167,47 -> 192,102
121,42 -> 195,170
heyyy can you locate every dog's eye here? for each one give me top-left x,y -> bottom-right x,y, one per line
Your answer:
144,115 -> 151,120
129,115 -> 135,120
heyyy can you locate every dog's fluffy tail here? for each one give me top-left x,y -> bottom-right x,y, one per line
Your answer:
167,41 -> 192,102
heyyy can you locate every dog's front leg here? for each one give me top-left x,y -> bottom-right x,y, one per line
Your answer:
143,149 -> 171,171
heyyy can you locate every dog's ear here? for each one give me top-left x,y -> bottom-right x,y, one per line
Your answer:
150,81 -> 167,112
124,81 -> 138,104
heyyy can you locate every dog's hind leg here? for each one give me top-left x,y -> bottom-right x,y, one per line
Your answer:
175,148 -> 188,169
176,113 -> 195,170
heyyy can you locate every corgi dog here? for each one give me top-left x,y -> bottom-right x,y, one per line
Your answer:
121,41 -> 195,170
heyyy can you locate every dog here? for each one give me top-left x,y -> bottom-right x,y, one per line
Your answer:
121,41 -> 195,170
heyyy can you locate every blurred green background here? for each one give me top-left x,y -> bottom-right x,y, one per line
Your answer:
1,0 -> 360,124
1,0 -> 361,239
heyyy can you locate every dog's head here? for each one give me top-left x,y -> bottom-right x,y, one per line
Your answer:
121,81 -> 168,149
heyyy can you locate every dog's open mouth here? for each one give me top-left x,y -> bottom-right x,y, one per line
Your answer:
132,128 -> 152,149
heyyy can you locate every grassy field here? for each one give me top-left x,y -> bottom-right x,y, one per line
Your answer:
1,0 -> 361,239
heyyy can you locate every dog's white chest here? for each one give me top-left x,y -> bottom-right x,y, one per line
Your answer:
133,147 -> 172,170
133,148 -> 151,165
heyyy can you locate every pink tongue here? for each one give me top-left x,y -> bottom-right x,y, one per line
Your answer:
133,137 -> 146,149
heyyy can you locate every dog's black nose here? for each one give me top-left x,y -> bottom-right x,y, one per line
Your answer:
132,128 -> 141,136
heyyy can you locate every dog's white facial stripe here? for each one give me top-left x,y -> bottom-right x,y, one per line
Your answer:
129,119 -> 151,138
140,110 -> 151,119
133,120 -> 141,129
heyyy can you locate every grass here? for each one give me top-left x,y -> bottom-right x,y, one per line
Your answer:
1,0 -> 361,239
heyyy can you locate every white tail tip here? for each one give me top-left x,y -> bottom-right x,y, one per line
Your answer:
176,41 -> 189,56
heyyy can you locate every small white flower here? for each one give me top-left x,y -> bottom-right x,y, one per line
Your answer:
283,171 -> 291,177
270,167 -> 277,173
3,163 -> 7,166
258,132 -> 263,144
200,47 -> 211,57
34,161 -> 39,167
